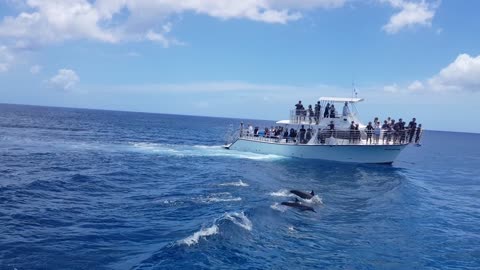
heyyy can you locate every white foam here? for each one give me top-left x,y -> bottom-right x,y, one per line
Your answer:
270,202 -> 288,212
269,189 -> 323,204
179,225 -> 219,246
302,195 -> 323,205
223,212 -> 252,231
178,211 -> 252,246
269,189 -> 295,198
219,180 -> 249,187
205,197 -> 242,203
198,192 -> 242,203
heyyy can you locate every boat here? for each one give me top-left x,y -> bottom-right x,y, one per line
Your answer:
224,97 -> 422,164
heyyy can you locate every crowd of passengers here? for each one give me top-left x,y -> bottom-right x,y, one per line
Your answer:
293,100 -> 352,124
242,100 -> 423,145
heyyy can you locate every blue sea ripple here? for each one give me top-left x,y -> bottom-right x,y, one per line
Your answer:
0,104 -> 479,269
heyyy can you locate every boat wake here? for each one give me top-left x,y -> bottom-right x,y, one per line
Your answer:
178,211 -> 252,246
130,142 -> 285,161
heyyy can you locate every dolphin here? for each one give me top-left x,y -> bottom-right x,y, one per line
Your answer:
290,190 -> 315,200
281,198 -> 316,212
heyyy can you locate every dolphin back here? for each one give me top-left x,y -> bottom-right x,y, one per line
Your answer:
290,190 -> 313,199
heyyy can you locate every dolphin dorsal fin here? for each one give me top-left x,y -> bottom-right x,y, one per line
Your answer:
311,190 -> 314,196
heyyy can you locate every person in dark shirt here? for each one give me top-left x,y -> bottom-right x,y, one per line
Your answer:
408,118 -> 417,143
324,103 -> 330,118
306,127 -> 312,143
349,121 -> 355,143
399,119 -> 406,144
366,121 -> 374,144
354,124 -> 360,143
289,128 -> 297,143
329,105 -> 336,118
415,124 -> 422,143
307,105 -> 314,124
314,101 -> 321,124
254,127 -> 259,137
328,121 -> 335,137
295,101 -> 304,122
299,125 -> 306,144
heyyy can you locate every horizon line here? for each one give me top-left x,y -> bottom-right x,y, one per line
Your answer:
0,102 -> 478,135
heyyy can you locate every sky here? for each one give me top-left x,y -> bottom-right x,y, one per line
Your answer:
0,0 -> 479,133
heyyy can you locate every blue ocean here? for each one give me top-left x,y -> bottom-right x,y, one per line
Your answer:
0,104 -> 479,270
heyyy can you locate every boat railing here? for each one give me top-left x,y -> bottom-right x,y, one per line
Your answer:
238,127 -> 422,146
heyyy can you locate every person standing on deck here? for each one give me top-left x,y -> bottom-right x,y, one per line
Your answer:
324,103 -> 330,118
374,122 -> 381,144
415,124 -> 423,143
314,101 -> 321,124
408,118 -> 417,143
349,121 -> 355,143
299,125 -> 306,144
342,102 -> 350,117
366,122 -> 374,144
307,105 -> 314,124
329,105 -> 336,118
295,101 -> 304,123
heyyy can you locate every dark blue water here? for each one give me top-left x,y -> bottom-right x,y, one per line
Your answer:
1,104 -> 479,270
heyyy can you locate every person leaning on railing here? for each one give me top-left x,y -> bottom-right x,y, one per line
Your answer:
415,124 -> 422,143
366,122 -> 374,144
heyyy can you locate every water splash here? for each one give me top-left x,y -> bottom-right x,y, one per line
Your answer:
178,211 -> 252,246
179,225 -> 219,246
269,189 -> 296,198
223,212 -> 252,231
198,192 -> 242,204
270,203 -> 288,212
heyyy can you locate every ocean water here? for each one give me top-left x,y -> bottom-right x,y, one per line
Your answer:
0,104 -> 479,270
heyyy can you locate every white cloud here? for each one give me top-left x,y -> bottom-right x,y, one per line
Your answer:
427,54 -> 480,92
383,83 -> 399,93
48,69 -> 80,91
382,0 -> 436,34
30,64 -> 42,74
0,0 -> 117,46
0,45 -> 14,72
0,0 -> 347,49
408,80 -> 424,91
394,54 -> 480,93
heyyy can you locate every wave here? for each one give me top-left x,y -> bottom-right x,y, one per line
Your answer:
218,180 -> 249,187
179,225 -> 219,246
223,212 -> 252,231
178,211 -> 252,246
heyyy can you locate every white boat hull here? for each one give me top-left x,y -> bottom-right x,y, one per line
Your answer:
228,138 -> 407,164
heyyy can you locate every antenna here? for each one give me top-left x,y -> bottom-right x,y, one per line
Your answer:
351,81 -> 358,98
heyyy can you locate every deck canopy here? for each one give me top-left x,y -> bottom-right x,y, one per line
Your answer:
319,97 -> 364,103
